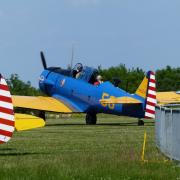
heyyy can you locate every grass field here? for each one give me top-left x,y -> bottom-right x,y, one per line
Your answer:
0,115 -> 180,179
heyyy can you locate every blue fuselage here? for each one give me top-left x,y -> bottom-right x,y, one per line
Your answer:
39,70 -> 145,118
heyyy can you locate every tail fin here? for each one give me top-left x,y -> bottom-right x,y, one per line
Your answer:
135,71 -> 156,119
0,74 -> 15,144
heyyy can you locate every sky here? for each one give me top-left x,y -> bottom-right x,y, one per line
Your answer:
0,0 -> 180,87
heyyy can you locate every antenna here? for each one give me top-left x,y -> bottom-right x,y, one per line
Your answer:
70,45 -> 74,70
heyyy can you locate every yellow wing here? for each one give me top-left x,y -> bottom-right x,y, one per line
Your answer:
15,113 -> 45,131
157,92 -> 180,105
12,96 -> 74,113
100,96 -> 141,104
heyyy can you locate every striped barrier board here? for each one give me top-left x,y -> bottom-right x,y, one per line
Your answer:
145,71 -> 157,119
0,74 -> 15,143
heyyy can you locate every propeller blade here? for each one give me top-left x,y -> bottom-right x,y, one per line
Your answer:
40,51 -> 47,69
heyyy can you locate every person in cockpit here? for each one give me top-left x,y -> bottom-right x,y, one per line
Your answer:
94,75 -> 103,86
75,65 -> 83,79
72,63 -> 83,79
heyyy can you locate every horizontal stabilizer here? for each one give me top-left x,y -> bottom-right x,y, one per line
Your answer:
15,113 -> 45,131
100,96 -> 141,104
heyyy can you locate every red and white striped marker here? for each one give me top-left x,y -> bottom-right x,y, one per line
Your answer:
145,72 -> 156,119
0,74 -> 15,144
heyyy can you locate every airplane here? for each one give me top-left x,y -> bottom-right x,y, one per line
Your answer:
0,51 -> 180,144
13,52 -> 157,123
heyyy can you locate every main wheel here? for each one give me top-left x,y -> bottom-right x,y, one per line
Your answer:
86,113 -> 97,125
39,111 -> 46,121
138,119 -> 144,126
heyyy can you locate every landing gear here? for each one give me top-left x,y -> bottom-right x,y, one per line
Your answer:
86,113 -> 97,125
138,119 -> 144,126
39,111 -> 46,121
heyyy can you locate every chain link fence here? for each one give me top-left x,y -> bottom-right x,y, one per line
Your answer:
155,105 -> 180,161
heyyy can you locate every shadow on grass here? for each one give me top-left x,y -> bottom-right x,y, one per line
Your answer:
98,122 -> 154,126
0,148 -> 15,151
0,152 -> 49,156
46,122 -> 154,127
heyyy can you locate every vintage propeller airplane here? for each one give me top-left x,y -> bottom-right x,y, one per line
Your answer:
13,52 -> 157,124
0,51 -> 180,144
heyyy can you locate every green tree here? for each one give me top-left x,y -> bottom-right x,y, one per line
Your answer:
7,74 -> 42,96
156,66 -> 180,91
100,64 -> 145,93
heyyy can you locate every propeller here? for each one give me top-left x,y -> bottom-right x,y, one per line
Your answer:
40,51 -> 47,69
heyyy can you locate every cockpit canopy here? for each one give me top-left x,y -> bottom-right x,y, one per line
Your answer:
47,63 -> 98,84
74,66 -> 98,84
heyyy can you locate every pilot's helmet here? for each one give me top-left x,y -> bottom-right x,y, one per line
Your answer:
96,75 -> 103,81
76,64 -> 83,72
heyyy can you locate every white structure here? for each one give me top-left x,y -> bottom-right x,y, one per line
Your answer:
155,105 -> 180,160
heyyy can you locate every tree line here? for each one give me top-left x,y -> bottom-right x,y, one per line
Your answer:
7,74 -> 42,96
6,65 -> 180,95
99,65 -> 180,93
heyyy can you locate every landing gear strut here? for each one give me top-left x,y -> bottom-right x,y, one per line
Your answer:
86,113 -> 97,125
39,111 -> 46,121
138,119 -> 144,126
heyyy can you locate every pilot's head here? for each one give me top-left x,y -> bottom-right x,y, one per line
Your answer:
77,64 -> 83,72
96,75 -> 103,81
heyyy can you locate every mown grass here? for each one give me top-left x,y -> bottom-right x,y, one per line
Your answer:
0,115 -> 180,179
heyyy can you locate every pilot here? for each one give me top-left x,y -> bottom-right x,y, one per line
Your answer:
94,75 -> 103,86
75,64 -> 83,79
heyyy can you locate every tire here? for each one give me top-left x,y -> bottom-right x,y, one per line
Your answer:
39,111 -> 46,121
86,113 -> 97,125
138,119 -> 144,126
